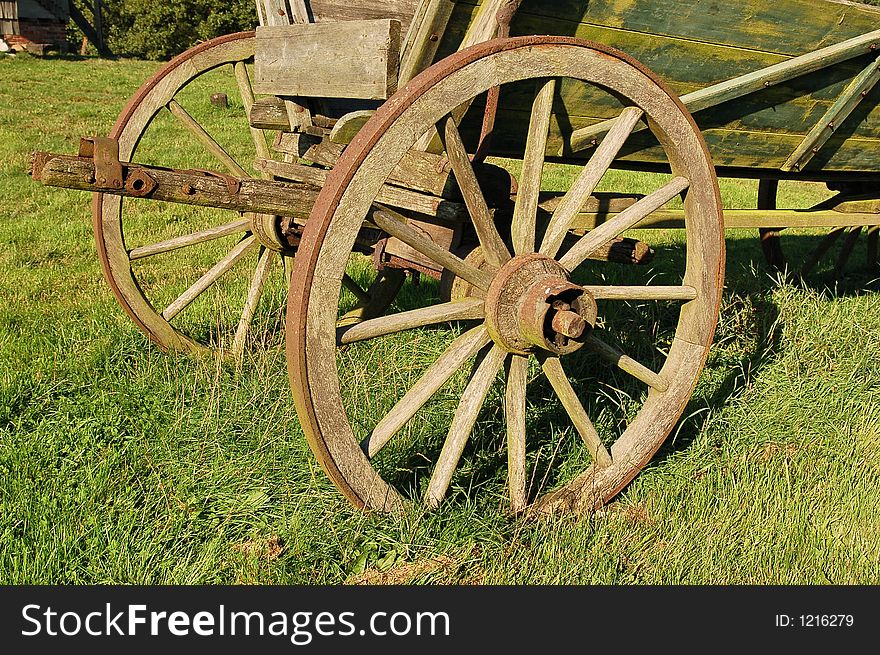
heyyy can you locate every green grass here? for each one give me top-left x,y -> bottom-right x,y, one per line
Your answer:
2,51 -> 880,585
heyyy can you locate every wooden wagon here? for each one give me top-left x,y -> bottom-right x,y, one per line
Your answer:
30,0 -> 880,514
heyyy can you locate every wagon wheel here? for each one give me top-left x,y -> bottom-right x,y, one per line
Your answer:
288,37 -> 724,514
758,179 -> 880,280
94,32 -> 400,358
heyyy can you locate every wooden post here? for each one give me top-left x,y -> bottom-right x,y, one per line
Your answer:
256,0 -> 313,131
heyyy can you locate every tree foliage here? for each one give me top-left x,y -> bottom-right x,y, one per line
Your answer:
98,0 -> 258,60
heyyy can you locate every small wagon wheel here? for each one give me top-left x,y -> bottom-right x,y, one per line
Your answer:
94,32 -> 400,358
758,179 -> 879,280
288,37 -> 724,514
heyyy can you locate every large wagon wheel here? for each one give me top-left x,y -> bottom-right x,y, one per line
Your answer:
288,37 -> 724,514
758,179 -> 879,280
94,32 -> 399,358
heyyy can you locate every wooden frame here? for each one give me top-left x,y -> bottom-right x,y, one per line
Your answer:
254,19 -> 402,100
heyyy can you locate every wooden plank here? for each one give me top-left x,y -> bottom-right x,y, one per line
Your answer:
255,157 -> 465,221
249,96 -> 291,130
257,0 -> 309,24
784,56 -> 880,172
254,19 -> 402,100
309,0 -> 418,32
569,208 -> 880,231
398,0 -> 456,86
273,132 -> 346,167
570,27 -> 880,152
329,110 -> 375,144
258,0 -> 313,132
490,0 -> 880,58
274,132 -> 455,196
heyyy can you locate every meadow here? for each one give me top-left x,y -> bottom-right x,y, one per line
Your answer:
1,49 -> 879,584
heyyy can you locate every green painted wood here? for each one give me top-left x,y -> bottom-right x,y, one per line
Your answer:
474,108 -> 880,172
783,56 -> 880,171
513,0 -> 880,58
432,0 -> 880,173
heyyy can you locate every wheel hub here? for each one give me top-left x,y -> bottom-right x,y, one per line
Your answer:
485,254 -> 597,356
250,213 -> 299,253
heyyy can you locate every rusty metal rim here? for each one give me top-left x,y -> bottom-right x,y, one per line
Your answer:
287,35 -> 725,512
92,31 -> 256,351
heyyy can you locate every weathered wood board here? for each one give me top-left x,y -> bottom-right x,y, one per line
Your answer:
254,19 -> 402,99
432,0 -> 880,174
309,0 -> 418,33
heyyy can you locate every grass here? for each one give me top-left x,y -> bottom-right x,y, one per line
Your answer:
2,49 -> 880,585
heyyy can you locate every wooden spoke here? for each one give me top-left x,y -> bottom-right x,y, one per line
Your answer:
583,285 -> 697,302
439,116 -> 511,268
166,99 -> 250,178
287,37 -> 726,515
128,218 -> 251,261
800,227 -> 846,276
341,274 -> 371,305
505,354 -> 529,512
560,176 -> 689,271
371,206 -> 493,290
231,246 -> 274,357
426,345 -> 507,508
281,252 -> 294,286
233,61 -> 272,162
586,335 -> 668,392
834,226 -> 862,279
363,326 -> 491,458
540,356 -> 613,468
540,106 -> 644,258
338,299 -> 484,345
337,268 -> 407,328
161,235 -> 257,321
512,78 -> 556,256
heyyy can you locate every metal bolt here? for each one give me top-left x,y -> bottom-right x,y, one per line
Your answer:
429,33 -> 439,42
763,81 -> 771,87
552,310 -> 587,340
